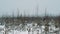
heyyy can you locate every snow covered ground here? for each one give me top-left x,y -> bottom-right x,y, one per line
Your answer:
0,23 -> 60,34
8,30 -> 28,34
8,30 -> 40,34
0,32 -> 3,34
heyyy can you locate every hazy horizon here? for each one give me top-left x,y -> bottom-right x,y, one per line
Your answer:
0,0 -> 60,17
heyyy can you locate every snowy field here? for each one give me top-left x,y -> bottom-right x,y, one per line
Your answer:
8,30 -> 28,34
0,22 -> 60,34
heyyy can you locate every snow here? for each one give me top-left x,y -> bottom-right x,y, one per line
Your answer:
0,22 -> 60,34
0,25 -> 5,29
8,30 -> 41,34
9,30 -> 28,34
0,32 -> 3,34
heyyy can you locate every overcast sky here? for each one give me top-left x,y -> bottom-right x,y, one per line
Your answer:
0,0 -> 60,17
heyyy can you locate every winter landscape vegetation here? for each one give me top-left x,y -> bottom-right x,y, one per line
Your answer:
0,0 -> 60,34
0,8 -> 60,34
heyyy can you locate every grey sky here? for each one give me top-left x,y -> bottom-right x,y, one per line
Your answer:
0,0 -> 60,17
